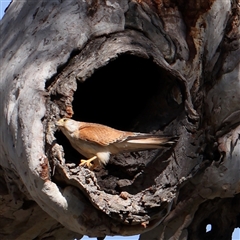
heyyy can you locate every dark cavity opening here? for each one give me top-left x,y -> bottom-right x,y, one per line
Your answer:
197,219 -> 216,240
72,54 -> 182,132
55,54 -> 182,183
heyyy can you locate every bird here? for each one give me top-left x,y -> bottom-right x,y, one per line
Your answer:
56,118 -> 177,170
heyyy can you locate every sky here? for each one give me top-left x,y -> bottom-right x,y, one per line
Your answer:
0,1 -> 239,240
0,0 -> 9,19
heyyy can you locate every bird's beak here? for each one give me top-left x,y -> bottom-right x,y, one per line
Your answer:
56,119 -> 63,127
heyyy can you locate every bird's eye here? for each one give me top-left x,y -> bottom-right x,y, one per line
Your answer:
63,119 -> 67,122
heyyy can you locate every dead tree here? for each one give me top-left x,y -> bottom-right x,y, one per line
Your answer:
0,0 -> 239,239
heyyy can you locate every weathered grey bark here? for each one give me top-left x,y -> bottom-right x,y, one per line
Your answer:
0,0 -> 239,239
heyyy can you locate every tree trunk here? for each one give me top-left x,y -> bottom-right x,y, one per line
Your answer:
0,0 -> 239,239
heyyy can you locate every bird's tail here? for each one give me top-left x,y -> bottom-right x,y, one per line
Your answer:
114,134 -> 178,153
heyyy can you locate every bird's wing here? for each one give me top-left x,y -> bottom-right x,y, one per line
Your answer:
74,122 -> 132,146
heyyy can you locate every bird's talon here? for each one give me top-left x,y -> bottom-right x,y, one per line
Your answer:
79,156 -> 97,169
80,159 -> 94,169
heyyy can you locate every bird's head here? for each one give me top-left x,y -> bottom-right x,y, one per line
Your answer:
56,118 -> 79,133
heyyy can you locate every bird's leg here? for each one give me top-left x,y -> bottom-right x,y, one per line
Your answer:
79,156 -> 97,170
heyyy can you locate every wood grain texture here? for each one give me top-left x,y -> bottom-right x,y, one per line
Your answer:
0,0 -> 239,239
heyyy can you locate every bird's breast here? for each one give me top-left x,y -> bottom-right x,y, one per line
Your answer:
66,135 -> 108,157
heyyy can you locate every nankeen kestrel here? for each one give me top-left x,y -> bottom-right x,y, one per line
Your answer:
57,118 -> 177,170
